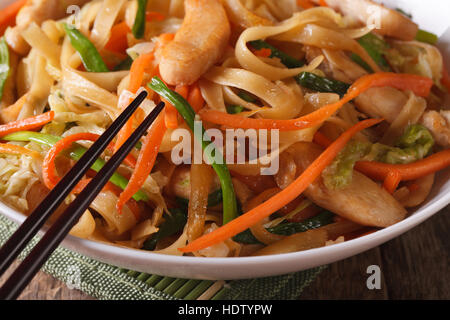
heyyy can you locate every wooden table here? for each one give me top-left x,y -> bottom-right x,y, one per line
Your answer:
2,206 -> 448,300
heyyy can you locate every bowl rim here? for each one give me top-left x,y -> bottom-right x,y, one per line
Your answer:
1,169 -> 449,280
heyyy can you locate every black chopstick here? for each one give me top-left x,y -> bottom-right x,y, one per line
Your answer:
0,91 -> 148,279
0,100 -> 165,300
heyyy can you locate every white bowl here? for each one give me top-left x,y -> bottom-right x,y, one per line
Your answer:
1,0 -> 449,280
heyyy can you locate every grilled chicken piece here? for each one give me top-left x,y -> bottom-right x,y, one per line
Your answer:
5,0 -> 91,55
159,0 -> 231,85
421,110 -> 450,148
288,142 -> 407,227
313,0 -> 418,41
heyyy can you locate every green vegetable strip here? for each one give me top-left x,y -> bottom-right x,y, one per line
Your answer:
142,208 -> 187,251
249,40 -> 305,68
2,131 -> 148,202
233,211 -> 335,244
0,37 -> 10,102
351,33 -> 392,72
237,90 -> 258,103
148,77 -> 238,225
295,72 -> 350,97
132,0 -> 148,39
415,29 -> 439,45
226,105 -> 245,114
113,55 -> 133,71
63,23 -> 109,73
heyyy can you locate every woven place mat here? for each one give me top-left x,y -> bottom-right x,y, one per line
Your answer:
0,214 -> 325,300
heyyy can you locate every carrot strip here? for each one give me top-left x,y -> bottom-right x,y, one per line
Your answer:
355,149 -> 450,181
0,0 -> 27,36
199,73 -> 433,131
41,132 -> 137,190
115,33 -> 174,152
319,0 -> 328,6
114,52 -> 154,153
0,111 -> 54,137
104,22 -> 131,54
297,0 -> 315,9
0,93 -> 28,123
0,143 -> 40,159
179,118 -> 383,253
42,132 -> 99,190
117,113 -> 167,213
313,131 -> 332,148
383,170 -> 401,194
146,11 -> 166,22
253,48 -> 272,58
187,82 -> 205,112
164,85 -> 189,129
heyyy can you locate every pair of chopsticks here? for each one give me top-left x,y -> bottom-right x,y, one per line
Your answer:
0,92 -> 164,300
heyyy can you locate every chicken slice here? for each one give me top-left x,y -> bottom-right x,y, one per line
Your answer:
159,0 -> 231,85
288,142 -> 407,227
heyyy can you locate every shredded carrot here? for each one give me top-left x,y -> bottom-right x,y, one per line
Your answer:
297,0 -> 315,9
0,111 -> 55,137
114,53 -> 155,153
146,11 -> 166,22
0,0 -> 27,36
313,131 -> 333,148
0,93 -> 28,124
0,143 -> 40,159
355,149 -> 450,181
117,113 -> 167,213
253,48 -> 272,58
42,132 -> 137,192
104,22 -> 131,54
42,133 -> 99,190
319,0 -> 328,6
69,178 -> 93,194
115,33 -> 175,151
179,118 -> 383,253
383,169 -> 401,194
164,85 -> 189,129
126,198 -> 141,220
199,73 -> 433,131
187,82 -> 205,112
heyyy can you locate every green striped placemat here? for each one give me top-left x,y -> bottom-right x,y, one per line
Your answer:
0,214 -> 325,300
